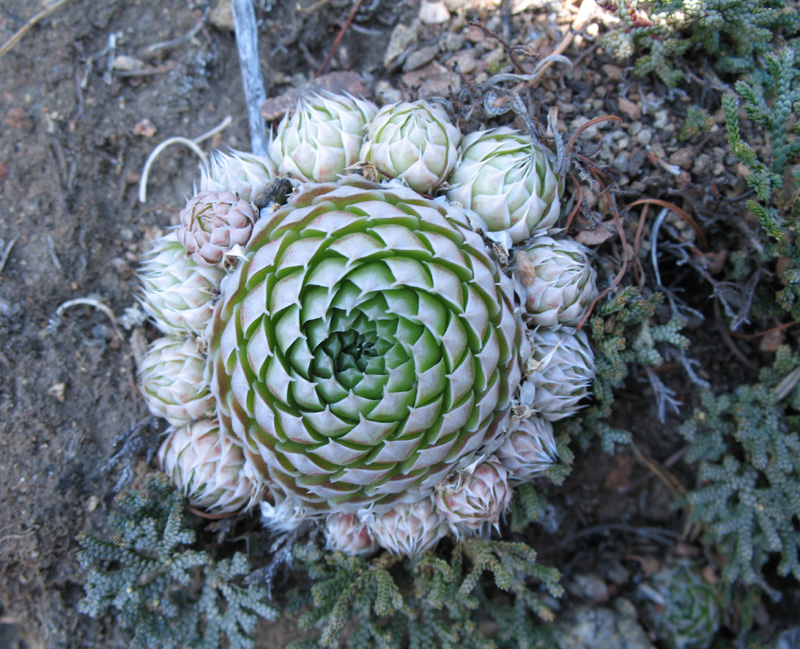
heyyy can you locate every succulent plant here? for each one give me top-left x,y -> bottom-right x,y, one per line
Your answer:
360,99 -> 461,194
205,175 -> 529,517
199,149 -> 277,203
495,416 -> 559,483
447,127 -> 561,248
368,494 -> 447,557
178,190 -> 258,267
434,458 -> 512,533
639,559 -> 722,649
158,419 -> 257,515
525,328 -> 595,421
269,92 -> 377,183
138,336 -> 215,426
324,513 -> 378,555
515,236 -> 598,327
138,230 -> 225,336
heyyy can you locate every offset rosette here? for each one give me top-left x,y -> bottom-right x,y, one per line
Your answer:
178,190 -> 257,267
368,494 -> 447,557
360,100 -> 461,194
138,337 -> 215,426
269,92 -> 377,183
525,328 -> 595,421
206,176 -> 527,515
158,419 -> 257,515
138,231 -> 225,336
199,150 -> 277,203
434,458 -> 512,532
516,236 -> 598,327
324,513 -> 378,555
447,127 -> 561,247
495,417 -> 559,483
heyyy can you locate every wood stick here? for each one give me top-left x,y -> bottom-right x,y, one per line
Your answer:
232,0 -> 270,157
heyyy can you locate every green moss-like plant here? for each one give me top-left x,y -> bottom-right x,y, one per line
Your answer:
600,0 -> 800,86
561,286 -> 690,453
679,345 -> 800,584
78,474 -> 278,649
285,537 -> 562,649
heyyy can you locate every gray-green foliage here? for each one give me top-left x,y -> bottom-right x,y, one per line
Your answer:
562,286 -> 690,453
78,474 -> 278,649
601,0 -> 800,86
639,558 -> 723,649
679,346 -> 800,585
724,47 -> 800,320
286,535 -> 562,649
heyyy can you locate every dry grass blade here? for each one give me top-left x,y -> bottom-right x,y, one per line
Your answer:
0,0 -> 73,59
316,0 -> 365,78
625,198 -> 708,250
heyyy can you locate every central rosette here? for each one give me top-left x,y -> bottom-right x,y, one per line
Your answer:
206,177 -> 526,513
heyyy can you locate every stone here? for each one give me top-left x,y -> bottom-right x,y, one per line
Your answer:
403,45 -> 440,72
384,23 -> 418,69
209,0 -> 234,32
419,1 -> 450,24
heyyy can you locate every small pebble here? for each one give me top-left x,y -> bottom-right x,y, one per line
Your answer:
653,109 -> 670,129
612,152 -> 630,173
403,45 -> 439,73
419,0 -> 450,24
635,128 -> 652,146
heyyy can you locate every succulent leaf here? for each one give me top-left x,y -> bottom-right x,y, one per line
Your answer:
178,190 -> 257,266
158,419 -> 259,515
138,336 -> 216,426
269,92 -> 377,183
524,328 -> 596,421
447,127 -> 562,248
360,100 -> 461,194
138,230 -> 225,336
199,149 -> 277,203
205,176 -> 528,516
516,236 -> 598,327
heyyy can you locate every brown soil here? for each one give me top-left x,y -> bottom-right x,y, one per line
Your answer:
0,0 -> 793,648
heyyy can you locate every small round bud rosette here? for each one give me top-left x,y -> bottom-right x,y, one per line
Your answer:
495,417 -> 559,483
324,513 -> 378,556
178,190 -> 257,266
524,328 -> 595,421
447,127 -> 561,247
639,559 -> 722,649
360,100 -> 461,194
158,419 -> 257,515
138,337 -> 215,426
369,494 -> 447,558
200,150 -> 277,203
516,236 -> 598,327
435,458 -> 511,533
269,92 -> 378,182
138,231 -> 225,336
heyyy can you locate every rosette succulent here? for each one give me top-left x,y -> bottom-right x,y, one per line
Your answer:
138,337 -> 215,426
158,419 -> 257,515
360,99 -> 461,194
205,176 -> 529,516
516,236 -> 598,327
199,149 -> 277,203
138,231 -> 225,336
435,458 -> 512,532
324,513 -> 378,555
178,190 -> 257,266
639,559 -> 722,649
269,92 -> 377,183
525,328 -> 595,421
495,416 -> 559,483
447,127 -> 561,247
368,495 -> 447,557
